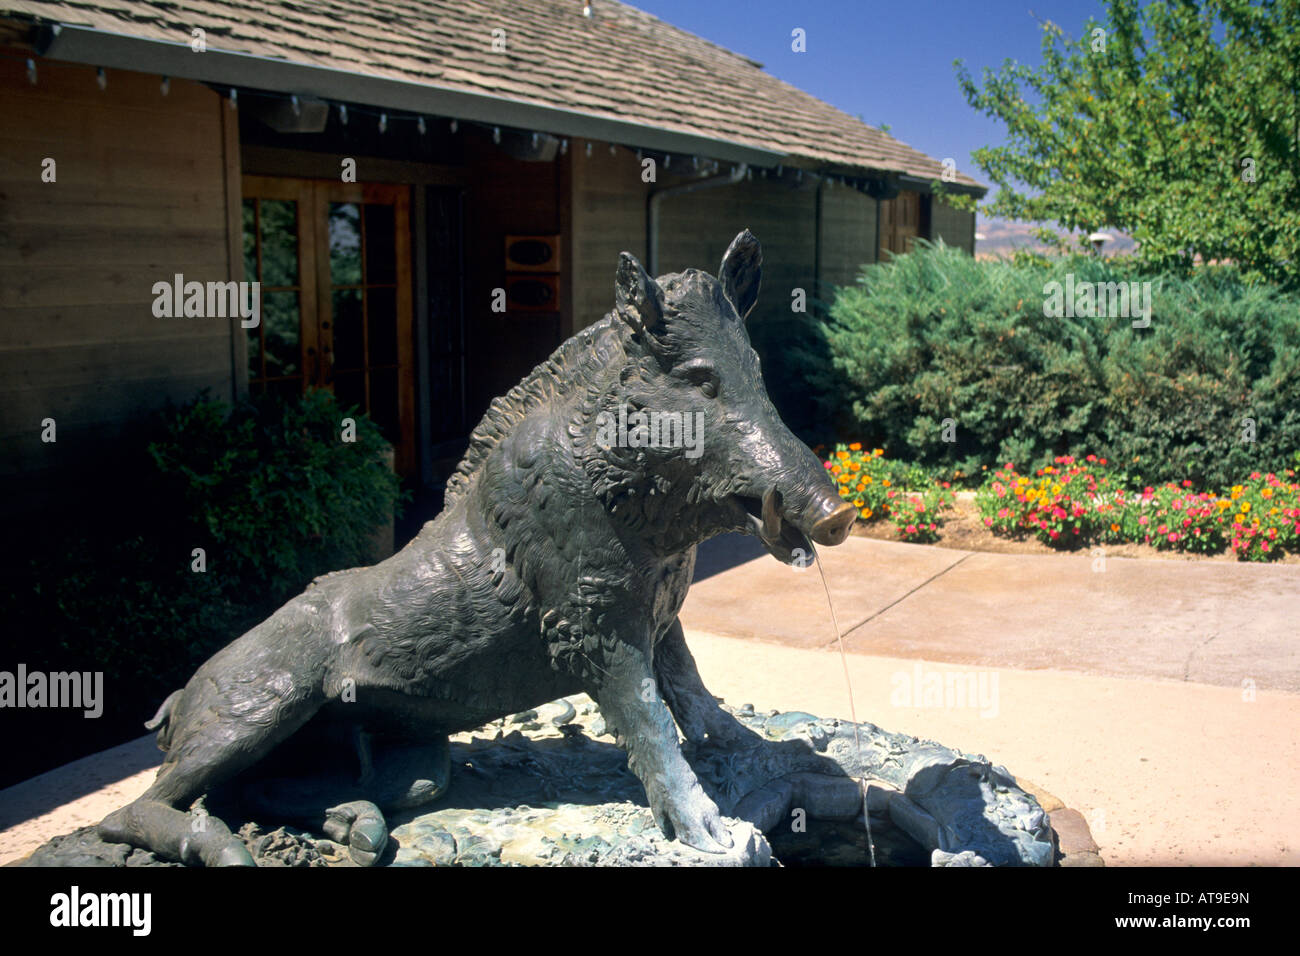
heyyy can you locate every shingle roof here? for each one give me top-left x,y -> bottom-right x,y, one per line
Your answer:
3,0 -> 983,187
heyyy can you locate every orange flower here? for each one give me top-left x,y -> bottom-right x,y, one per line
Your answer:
849,442 -> 862,451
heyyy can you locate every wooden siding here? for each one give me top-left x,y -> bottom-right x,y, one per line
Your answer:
817,182 -> 878,295
568,148 -> 884,327
0,56 -> 237,514
931,198 -> 977,254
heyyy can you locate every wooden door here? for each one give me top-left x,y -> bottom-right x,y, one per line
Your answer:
879,191 -> 922,259
242,177 -> 415,476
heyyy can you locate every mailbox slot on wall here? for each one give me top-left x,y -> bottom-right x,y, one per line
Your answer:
505,274 -> 560,312
505,235 -> 561,273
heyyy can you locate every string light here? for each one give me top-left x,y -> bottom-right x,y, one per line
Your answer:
160,75 -> 169,96
26,58 -> 36,85
493,126 -> 500,144
229,87 -> 238,110
96,67 -> 106,90
379,112 -> 387,133
339,103 -> 348,125
417,115 -> 426,135
450,119 -> 458,133
290,94 -> 300,116
560,138 -> 569,155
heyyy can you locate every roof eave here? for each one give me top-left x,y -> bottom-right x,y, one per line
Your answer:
896,172 -> 988,198
36,22 -> 786,166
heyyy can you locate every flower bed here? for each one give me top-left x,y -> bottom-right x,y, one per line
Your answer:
824,444 -> 954,543
974,455 -> 1300,562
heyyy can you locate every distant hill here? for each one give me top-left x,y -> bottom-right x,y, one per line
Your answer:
974,219 -> 1137,259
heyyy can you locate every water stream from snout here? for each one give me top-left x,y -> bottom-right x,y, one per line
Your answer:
810,542 -> 877,867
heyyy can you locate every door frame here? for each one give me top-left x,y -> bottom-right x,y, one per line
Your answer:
241,175 -> 416,477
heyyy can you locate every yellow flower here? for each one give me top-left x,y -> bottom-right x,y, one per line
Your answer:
1234,514 -> 1244,525
1241,502 -> 1252,513
1262,488 -> 1273,499
864,476 -> 873,485
860,507 -> 873,519
853,498 -> 865,508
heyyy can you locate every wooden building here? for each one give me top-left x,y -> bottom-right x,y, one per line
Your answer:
0,0 -> 984,520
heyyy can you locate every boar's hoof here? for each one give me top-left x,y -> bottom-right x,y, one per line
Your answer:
324,800 -> 389,866
666,789 -> 734,854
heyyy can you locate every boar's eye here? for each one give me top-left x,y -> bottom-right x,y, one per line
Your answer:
680,362 -> 719,398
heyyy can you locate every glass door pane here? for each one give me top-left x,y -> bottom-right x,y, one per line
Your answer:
242,196 -> 305,395
322,197 -> 406,448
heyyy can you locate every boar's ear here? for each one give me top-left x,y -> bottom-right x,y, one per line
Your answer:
719,229 -> 762,322
615,251 -> 667,342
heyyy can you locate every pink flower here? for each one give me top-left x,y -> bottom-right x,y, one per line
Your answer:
1168,533 -> 1178,543
905,524 -> 917,534
1138,515 -> 1149,526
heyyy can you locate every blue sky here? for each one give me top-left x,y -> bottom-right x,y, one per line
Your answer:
630,0 -> 1112,234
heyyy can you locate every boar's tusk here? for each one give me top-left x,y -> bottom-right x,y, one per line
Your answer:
761,487 -> 783,542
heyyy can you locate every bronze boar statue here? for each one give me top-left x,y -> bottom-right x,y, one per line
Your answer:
98,230 -> 857,865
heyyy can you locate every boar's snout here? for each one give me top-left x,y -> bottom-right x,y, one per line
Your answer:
744,477 -> 857,564
809,495 -> 857,546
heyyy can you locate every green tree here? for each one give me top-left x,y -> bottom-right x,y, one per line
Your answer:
956,0 -> 1300,284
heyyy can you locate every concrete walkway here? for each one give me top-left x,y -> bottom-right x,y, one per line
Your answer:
685,533 -> 1300,691
681,533 -> 1300,865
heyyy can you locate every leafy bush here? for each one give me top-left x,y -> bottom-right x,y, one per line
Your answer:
148,389 -> 405,605
803,242 -> 1300,489
0,389 -> 404,785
